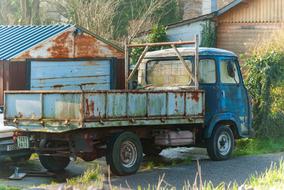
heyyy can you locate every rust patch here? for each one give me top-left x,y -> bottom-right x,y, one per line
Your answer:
85,99 -> 95,118
53,84 -> 63,89
13,29 -> 124,60
191,92 -> 200,102
48,31 -> 71,58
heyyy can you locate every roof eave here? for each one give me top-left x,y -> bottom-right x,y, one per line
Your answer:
75,25 -> 124,52
217,0 -> 245,16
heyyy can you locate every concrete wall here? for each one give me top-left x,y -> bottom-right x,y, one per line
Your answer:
167,21 -> 206,45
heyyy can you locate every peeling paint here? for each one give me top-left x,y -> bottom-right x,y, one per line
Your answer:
13,28 -> 124,61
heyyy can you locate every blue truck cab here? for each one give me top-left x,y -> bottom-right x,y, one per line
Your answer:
197,48 -> 252,138
142,47 -> 253,160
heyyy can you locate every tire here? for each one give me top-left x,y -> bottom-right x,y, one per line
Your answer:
39,155 -> 70,172
39,140 -> 70,172
10,152 -> 32,163
142,140 -> 162,156
207,125 -> 234,161
106,132 -> 143,176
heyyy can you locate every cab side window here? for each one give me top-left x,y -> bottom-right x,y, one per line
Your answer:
220,60 -> 240,84
198,59 -> 216,84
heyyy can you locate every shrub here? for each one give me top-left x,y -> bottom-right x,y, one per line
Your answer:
131,25 -> 168,64
245,32 -> 284,138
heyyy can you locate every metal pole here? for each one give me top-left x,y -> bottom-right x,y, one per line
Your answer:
195,35 -> 199,89
124,40 -> 129,90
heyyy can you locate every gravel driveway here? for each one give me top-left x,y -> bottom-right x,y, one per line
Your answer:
0,147 -> 283,189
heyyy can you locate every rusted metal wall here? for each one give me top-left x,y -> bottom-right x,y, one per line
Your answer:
12,28 -> 124,61
216,0 -> 284,56
0,27 -> 125,106
0,61 -> 27,105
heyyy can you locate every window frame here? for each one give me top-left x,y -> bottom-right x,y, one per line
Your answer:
145,57 -> 193,86
198,58 -> 218,85
219,58 -> 241,85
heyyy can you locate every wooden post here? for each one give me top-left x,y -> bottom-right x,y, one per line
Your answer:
171,44 -> 196,83
127,46 -> 149,82
195,35 -> 199,89
124,40 -> 129,90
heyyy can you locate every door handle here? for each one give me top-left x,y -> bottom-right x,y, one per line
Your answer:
221,90 -> 226,97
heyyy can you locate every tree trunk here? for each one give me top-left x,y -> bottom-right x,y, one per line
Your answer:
31,0 -> 41,25
20,0 -> 31,24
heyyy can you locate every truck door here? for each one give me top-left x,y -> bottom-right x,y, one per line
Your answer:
218,58 -> 250,135
198,58 -> 219,125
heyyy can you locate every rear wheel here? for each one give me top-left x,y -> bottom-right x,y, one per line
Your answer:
207,125 -> 234,161
39,155 -> 70,172
39,140 -> 70,172
106,132 -> 143,176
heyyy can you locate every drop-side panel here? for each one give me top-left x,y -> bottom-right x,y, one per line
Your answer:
4,90 -> 205,132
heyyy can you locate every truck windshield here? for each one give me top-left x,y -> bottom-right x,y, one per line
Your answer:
146,59 -> 192,86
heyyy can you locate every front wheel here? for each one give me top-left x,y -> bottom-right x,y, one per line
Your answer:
106,132 -> 143,176
207,125 -> 234,161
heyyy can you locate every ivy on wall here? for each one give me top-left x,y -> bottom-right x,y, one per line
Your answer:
200,20 -> 216,47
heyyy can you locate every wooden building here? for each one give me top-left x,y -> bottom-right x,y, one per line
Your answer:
166,0 -> 284,56
0,25 -> 125,106
217,0 -> 284,55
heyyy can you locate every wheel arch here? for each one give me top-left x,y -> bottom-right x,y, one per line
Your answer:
204,113 -> 242,139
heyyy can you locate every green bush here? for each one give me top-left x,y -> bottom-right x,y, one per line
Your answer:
131,25 -> 168,64
245,32 -> 284,138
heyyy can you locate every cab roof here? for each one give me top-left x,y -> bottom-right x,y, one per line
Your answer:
145,47 -> 237,58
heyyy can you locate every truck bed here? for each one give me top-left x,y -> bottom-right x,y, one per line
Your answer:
4,90 -> 205,133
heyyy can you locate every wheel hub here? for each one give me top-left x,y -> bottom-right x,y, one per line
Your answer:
217,131 -> 231,156
120,141 -> 137,168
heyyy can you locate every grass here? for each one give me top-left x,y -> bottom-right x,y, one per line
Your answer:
0,186 -> 19,190
66,162 -> 104,187
41,158 -> 284,190
247,160 -> 284,189
234,138 -> 284,156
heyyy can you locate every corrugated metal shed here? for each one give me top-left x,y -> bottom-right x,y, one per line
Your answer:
0,24 -> 72,60
0,24 -> 125,106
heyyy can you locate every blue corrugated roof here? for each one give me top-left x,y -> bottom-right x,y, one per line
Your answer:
0,24 -> 72,60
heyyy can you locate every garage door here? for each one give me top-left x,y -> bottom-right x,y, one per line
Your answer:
30,60 -> 113,90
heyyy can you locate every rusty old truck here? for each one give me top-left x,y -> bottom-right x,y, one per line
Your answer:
4,38 -> 253,175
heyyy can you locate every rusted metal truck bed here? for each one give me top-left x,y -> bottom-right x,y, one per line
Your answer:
4,90 -> 205,133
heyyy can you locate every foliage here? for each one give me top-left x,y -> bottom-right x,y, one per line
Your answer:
245,31 -> 284,138
247,160 -> 284,189
114,0 -> 181,39
0,186 -> 19,190
0,0 -> 182,41
200,20 -> 216,47
67,163 -> 104,187
131,25 -> 168,64
234,138 -> 284,156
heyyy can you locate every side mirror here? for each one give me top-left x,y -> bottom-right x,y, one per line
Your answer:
227,61 -> 236,78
